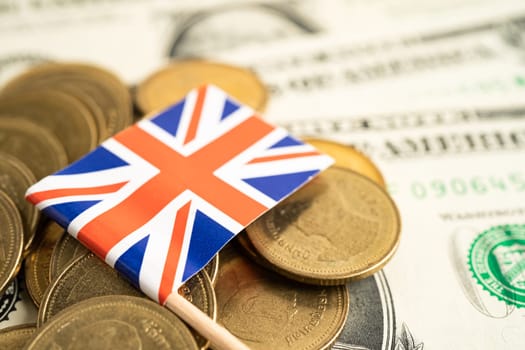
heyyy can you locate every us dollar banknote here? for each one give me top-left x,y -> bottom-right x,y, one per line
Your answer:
163,0 -> 525,58
285,105 -> 525,350
216,13 -> 525,121
1,0 -> 525,82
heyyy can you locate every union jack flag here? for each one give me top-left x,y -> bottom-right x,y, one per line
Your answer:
26,85 -> 333,303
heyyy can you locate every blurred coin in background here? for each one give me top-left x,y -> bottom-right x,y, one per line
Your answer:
136,60 -> 267,114
0,118 -> 67,180
1,63 -> 133,139
0,90 -> 98,162
0,153 -> 39,252
304,138 -> 387,188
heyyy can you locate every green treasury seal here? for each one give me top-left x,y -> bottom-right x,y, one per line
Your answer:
468,225 -> 525,308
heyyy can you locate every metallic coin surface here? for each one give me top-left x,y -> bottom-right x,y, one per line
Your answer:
305,138 -> 386,188
2,63 -> 133,138
235,230 -> 273,269
204,254 -> 219,286
1,77 -> 106,144
27,295 -> 199,350
179,270 -> 217,350
49,232 -> 89,281
51,63 -> 133,136
3,76 -> 107,141
246,167 -> 401,284
38,253 -> 143,326
214,244 -> 349,350
0,153 -> 39,251
136,60 -> 267,113
0,118 -> 68,179
0,324 -> 36,350
0,191 -> 24,295
24,222 -> 64,307
0,90 -> 97,161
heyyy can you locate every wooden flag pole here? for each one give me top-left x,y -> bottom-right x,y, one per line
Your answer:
165,292 -> 250,350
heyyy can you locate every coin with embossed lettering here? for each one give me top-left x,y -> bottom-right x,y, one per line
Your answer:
0,153 -> 39,252
214,244 -> 348,350
38,253 -> 143,326
2,62 -> 133,138
24,222 -> 65,307
0,90 -> 98,161
246,167 -> 401,284
49,232 -> 89,281
178,270 -> 217,350
27,295 -> 199,350
0,324 -> 36,350
40,252 -> 214,329
0,191 -> 24,295
304,138 -> 386,188
135,60 -> 267,114
0,118 -> 67,180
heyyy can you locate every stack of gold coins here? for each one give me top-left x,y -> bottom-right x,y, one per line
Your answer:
0,60 -> 401,350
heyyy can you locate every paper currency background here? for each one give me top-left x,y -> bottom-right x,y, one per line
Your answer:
1,0 -> 525,349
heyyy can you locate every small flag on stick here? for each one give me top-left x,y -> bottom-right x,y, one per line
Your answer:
26,85 -> 333,349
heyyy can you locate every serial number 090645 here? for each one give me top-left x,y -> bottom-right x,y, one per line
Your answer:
408,172 -> 525,200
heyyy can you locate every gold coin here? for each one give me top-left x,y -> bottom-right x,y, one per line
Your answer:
27,295 -> 199,350
246,167 -> 401,284
0,90 -> 97,162
55,63 -> 133,136
38,253 -> 143,326
42,251 -> 216,338
0,117 -> 68,179
237,229 -> 312,279
214,244 -> 349,350
1,78 -> 106,143
304,138 -> 386,188
49,232 -> 89,281
38,83 -> 105,140
0,190 -> 24,295
24,222 -> 64,307
0,324 -> 36,350
204,254 -> 219,286
2,62 -> 133,138
135,60 -> 268,114
0,152 -> 39,251
235,230 -> 274,269
179,270 -> 217,350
